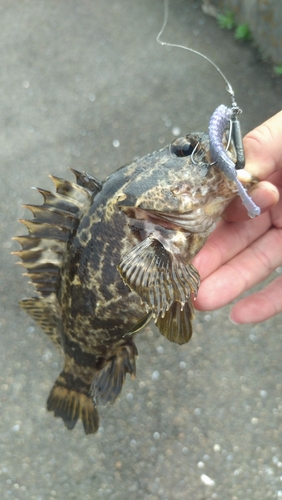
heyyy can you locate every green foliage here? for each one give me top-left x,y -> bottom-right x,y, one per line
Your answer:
274,65 -> 282,75
235,23 -> 252,41
217,11 -> 236,30
218,11 -> 252,43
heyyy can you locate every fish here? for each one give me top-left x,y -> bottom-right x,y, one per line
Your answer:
13,130 -> 257,434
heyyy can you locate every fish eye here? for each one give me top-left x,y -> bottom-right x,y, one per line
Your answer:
170,137 -> 195,157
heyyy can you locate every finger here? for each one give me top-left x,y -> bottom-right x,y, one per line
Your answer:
223,180 -> 279,222
192,211 -> 271,281
194,227 -> 282,311
243,110 -> 282,179
230,275 -> 282,323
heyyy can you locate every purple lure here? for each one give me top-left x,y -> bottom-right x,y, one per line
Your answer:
209,105 -> 260,218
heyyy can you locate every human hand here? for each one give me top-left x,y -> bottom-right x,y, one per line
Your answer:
193,110 -> 282,324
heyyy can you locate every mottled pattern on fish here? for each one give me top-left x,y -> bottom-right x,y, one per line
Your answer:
14,131 -> 256,434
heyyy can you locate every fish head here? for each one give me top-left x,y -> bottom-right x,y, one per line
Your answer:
117,132 -> 246,233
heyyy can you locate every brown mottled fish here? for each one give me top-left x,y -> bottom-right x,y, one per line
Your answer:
13,131 -> 256,433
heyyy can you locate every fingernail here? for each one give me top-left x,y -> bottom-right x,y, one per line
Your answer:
243,162 -> 261,179
237,169 -> 253,182
229,313 -> 239,325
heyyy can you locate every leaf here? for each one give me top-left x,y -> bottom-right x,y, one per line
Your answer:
235,24 -> 252,41
217,11 -> 235,30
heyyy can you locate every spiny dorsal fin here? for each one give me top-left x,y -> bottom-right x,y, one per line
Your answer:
13,170 -> 102,297
70,168 -> 102,192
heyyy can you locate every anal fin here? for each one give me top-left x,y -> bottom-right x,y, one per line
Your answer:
91,341 -> 138,406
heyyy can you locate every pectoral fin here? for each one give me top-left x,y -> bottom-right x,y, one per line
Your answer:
118,237 -> 200,320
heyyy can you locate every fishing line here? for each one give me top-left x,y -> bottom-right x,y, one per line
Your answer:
156,0 -> 236,104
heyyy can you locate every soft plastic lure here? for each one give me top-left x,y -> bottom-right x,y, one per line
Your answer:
209,104 -> 260,218
157,0 -> 260,218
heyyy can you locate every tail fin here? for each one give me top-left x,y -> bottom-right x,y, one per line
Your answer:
47,341 -> 138,433
47,372 -> 99,435
91,341 -> 138,405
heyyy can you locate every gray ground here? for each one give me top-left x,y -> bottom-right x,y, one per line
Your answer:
1,1 -> 282,499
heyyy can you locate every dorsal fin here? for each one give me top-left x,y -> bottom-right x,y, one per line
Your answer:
20,295 -> 63,349
70,168 -> 102,192
13,170 -> 102,297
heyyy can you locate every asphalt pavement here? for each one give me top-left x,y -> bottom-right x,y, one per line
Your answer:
1,1 -> 282,499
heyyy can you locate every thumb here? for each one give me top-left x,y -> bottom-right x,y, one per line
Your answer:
243,110 -> 282,180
